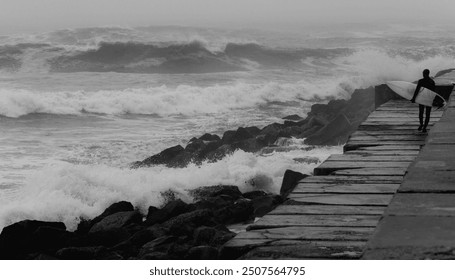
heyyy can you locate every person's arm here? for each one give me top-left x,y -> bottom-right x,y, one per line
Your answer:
411,80 -> 422,102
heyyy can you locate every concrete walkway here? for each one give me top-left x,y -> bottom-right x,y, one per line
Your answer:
221,99 -> 443,259
363,84 -> 455,259
221,72 -> 455,259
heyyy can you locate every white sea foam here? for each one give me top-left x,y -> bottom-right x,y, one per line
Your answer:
0,145 -> 342,231
0,78 -> 350,118
334,48 -> 455,85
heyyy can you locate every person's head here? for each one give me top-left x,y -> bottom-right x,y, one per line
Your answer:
423,69 -> 430,77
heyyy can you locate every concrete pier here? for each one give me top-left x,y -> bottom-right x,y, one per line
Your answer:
222,73 -> 455,259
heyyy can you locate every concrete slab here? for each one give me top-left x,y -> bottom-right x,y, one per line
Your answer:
385,193 -> 455,216
240,240 -> 366,259
365,216 -> 455,249
399,169 -> 455,192
270,205 -> 386,215
248,215 -> 381,230
288,194 -> 393,206
363,246 -> 455,260
233,226 -> 374,241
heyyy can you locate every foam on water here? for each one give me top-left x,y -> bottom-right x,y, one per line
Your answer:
0,145 -> 342,231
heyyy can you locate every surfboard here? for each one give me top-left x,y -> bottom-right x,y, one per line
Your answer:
386,81 -> 446,108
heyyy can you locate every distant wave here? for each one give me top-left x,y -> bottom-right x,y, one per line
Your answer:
0,40 -> 351,74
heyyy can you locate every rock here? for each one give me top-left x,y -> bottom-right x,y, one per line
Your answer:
56,246 -> 107,260
29,226 -> 73,253
188,137 -> 198,143
166,151 -> 196,167
0,220 -> 66,259
283,114 -> 303,121
257,123 -> 283,145
185,246 -> 219,260
279,126 -> 305,138
190,185 -> 242,200
161,209 -> 214,234
139,145 -> 184,166
212,230 -> 236,246
100,201 -> 134,217
204,144 -> 235,162
375,84 -> 400,108
283,120 -> 300,127
138,236 -> 177,259
87,228 -> 131,247
89,211 -> 142,233
110,240 -> 139,258
221,130 -> 236,144
194,195 -> 236,211
199,133 -> 221,142
128,225 -> 167,247
242,190 -> 268,200
145,199 -> 191,226
146,206 -> 158,218
77,201 -> 136,234
221,127 -> 260,146
244,126 -> 261,137
304,113 -> 356,145
184,139 -> 206,153
214,199 -> 254,224
193,226 -> 217,246
280,170 -> 308,198
231,138 -> 263,153
251,195 -> 282,217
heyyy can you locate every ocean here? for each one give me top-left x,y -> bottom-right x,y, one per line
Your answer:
1,25 -> 455,230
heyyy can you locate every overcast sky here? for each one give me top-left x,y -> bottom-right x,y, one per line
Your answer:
1,0 -> 454,34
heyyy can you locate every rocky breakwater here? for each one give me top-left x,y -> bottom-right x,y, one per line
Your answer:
133,86 -> 375,169
0,186 -> 285,260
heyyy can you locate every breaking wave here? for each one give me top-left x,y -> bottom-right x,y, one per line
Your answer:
0,145 -> 342,231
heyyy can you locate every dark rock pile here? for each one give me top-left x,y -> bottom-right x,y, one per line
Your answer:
0,185 -> 283,260
133,86 -> 375,168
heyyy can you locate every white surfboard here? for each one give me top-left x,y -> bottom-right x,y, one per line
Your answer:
386,81 -> 446,108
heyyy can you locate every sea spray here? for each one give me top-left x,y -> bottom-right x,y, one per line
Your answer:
0,145 -> 342,231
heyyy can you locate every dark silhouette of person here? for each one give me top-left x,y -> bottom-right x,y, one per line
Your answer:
411,69 -> 435,133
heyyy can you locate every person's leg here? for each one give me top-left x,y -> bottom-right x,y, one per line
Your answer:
422,106 -> 431,133
418,104 -> 424,131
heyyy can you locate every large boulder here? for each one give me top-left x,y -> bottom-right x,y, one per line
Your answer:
138,145 -> 184,167
89,211 -> 142,233
251,194 -> 282,217
304,113 -> 357,145
283,114 -> 303,121
0,220 -> 66,259
189,185 -> 242,200
128,225 -> 167,247
145,199 -> 191,226
138,236 -> 177,259
77,201 -> 135,234
28,226 -> 73,253
161,209 -> 214,235
214,199 -> 254,224
199,133 -> 221,142
280,170 -> 308,198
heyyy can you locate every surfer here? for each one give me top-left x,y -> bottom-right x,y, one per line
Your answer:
411,69 -> 435,133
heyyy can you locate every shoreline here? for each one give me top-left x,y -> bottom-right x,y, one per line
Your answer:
0,81 -> 379,259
